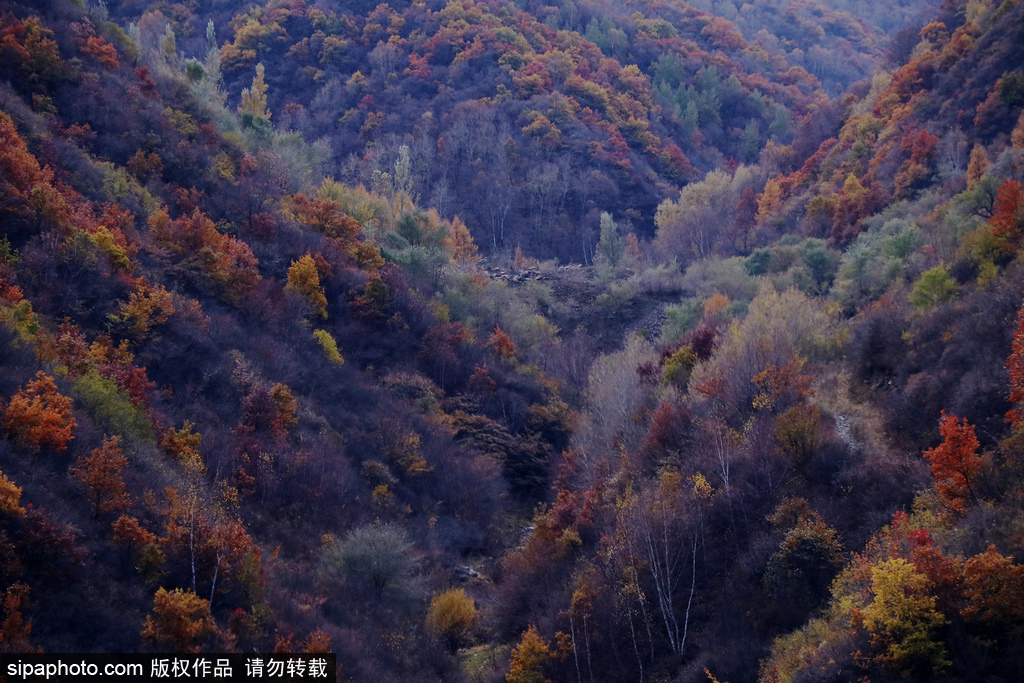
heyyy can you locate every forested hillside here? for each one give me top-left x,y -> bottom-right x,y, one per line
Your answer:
1,0 -> 1024,681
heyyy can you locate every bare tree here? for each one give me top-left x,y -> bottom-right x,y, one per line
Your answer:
938,127 -> 968,178
618,472 -> 710,659
368,40 -> 402,77
487,119 -> 515,251
323,522 -> 419,600
573,335 -> 658,468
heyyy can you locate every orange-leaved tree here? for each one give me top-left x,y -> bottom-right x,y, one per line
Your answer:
506,625 -> 557,683
2,372 -> 76,452
443,216 -> 480,264
141,588 -> 217,653
71,435 -> 131,517
961,545 -> 1024,639
922,411 -> 981,512
117,278 -> 175,337
967,143 -> 989,188
489,325 -> 516,360
112,514 -> 158,550
111,515 -> 163,580
149,208 -> 260,304
285,194 -> 361,249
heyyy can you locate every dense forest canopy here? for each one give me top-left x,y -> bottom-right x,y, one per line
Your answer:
2,0 -> 1024,681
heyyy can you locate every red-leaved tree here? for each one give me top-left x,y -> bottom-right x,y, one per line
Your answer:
922,411 -> 981,512
991,180 -> 1024,253
1008,301 -> 1024,427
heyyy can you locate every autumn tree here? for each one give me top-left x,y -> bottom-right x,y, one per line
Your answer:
443,216 -> 480,264
757,176 -> 785,221
507,625 -> 556,683
239,380 -> 298,439
111,514 -> 163,580
894,129 -> 938,199
961,545 -> 1024,639
274,626 -> 332,654
352,272 -> 391,321
0,583 -> 34,653
270,383 -> 298,431
764,500 -> 843,620
71,435 -> 131,517
149,208 -> 260,304
313,329 -> 344,365
966,143 -> 989,187
0,16 -> 62,93
159,474 -> 262,608
238,63 -> 271,130
300,628 -> 332,653
662,344 -> 697,386
81,35 -> 119,70
116,278 -> 175,337
576,334 -> 658,460
831,173 -> 870,243
420,321 -> 471,388
909,266 -> 957,309
141,588 -> 217,653
1008,302 -> 1024,427
922,411 -> 981,512
285,253 -> 328,319
204,516 -> 262,608
490,325 -> 516,360
691,285 -> 829,417
655,170 -> 738,258
703,291 -> 730,320
426,587 -> 478,652
989,179 -> 1024,252
112,515 -> 158,548
0,470 -> 25,517
860,558 -> 949,677
751,355 -> 813,413
161,422 -> 204,471
285,194 -> 362,251
352,239 -> 386,271
2,372 -> 76,452
161,482 -> 210,593
1013,111 -> 1024,150
774,405 -> 821,464
613,468 -> 711,658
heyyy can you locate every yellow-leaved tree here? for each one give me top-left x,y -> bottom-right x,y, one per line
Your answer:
0,470 -> 25,516
426,588 -> 478,653
860,558 -> 949,677
238,63 -> 271,124
286,253 -> 328,319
